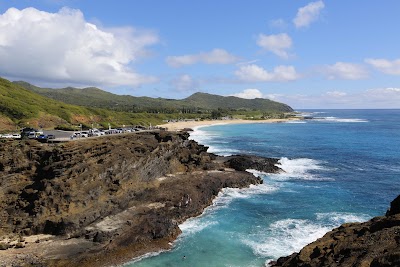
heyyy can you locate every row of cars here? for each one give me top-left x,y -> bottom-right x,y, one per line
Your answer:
70,127 -> 143,139
0,130 -> 55,141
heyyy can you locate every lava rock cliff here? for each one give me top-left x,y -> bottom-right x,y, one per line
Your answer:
270,195 -> 400,267
0,131 -> 279,267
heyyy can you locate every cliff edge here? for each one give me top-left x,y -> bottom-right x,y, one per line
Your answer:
270,195 -> 400,267
0,131 -> 279,267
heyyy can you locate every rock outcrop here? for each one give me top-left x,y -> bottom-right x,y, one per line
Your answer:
270,195 -> 400,267
224,155 -> 281,173
0,131 -> 280,267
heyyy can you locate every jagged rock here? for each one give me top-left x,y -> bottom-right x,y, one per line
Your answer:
270,195 -> 400,267
224,154 -> 281,173
386,195 -> 400,216
0,131 -> 274,267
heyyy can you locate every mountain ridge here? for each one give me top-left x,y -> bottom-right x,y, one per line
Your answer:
0,77 -> 294,131
14,81 -> 293,113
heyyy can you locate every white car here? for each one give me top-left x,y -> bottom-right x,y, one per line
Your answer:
1,133 -> 21,139
80,131 -> 89,137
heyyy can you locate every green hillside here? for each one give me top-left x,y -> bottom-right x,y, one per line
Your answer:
1,78 -> 295,132
184,92 -> 293,112
0,78 -> 168,131
15,81 -> 293,113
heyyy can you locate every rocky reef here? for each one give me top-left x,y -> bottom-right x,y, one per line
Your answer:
270,195 -> 400,267
0,131 -> 280,267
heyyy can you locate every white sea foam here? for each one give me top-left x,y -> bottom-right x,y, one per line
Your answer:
123,250 -> 166,265
284,120 -> 307,124
313,116 -> 368,123
212,183 -> 279,208
189,126 -> 241,156
272,157 -> 334,181
179,180 -> 278,237
245,218 -> 332,260
316,212 -> 370,225
189,126 -> 217,144
179,217 -> 218,236
243,212 -> 370,265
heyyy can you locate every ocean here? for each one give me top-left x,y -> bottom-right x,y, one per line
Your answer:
127,109 -> 400,267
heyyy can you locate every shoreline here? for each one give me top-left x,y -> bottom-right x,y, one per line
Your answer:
156,118 -> 300,131
0,132 -> 279,267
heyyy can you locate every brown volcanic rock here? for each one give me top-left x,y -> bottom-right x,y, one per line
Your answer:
0,131 -> 275,267
270,195 -> 400,267
0,131 -> 206,236
224,154 -> 281,173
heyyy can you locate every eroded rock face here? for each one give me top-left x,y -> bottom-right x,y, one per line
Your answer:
0,131 -> 278,267
270,195 -> 400,267
224,155 -> 281,173
0,132 -> 211,236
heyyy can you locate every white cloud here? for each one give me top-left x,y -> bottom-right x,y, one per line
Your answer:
235,64 -> 300,82
322,62 -> 369,80
166,49 -> 239,68
232,89 -> 264,99
256,33 -> 292,59
326,91 -> 347,97
170,74 -> 198,92
293,1 -> 325,28
269,19 -> 287,30
365,58 -> 400,75
0,7 -> 159,87
265,93 -> 284,101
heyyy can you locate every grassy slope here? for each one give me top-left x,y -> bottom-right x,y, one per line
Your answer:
15,81 -> 293,113
183,92 -> 293,112
0,78 -> 167,131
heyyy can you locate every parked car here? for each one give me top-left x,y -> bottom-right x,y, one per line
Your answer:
1,133 -> 21,139
47,134 -> 56,139
80,131 -> 89,138
36,134 -> 48,142
28,131 -> 43,139
12,134 -> 21,139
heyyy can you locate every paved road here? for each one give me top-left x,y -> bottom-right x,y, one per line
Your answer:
43,130 -> 74,139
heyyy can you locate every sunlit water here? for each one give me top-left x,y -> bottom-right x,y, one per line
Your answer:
127,109 -> 400,267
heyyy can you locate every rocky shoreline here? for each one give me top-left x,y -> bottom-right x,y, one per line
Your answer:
0,131 -> 281,267
270,195 -> 400,267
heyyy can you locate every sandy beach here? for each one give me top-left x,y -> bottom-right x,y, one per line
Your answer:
156,118 -> 300,131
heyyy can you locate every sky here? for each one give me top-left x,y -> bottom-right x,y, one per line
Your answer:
1,0 -> 400,109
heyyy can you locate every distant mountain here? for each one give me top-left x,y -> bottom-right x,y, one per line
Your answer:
184,92 -> 293,112
15,81 -> 293,113
0,78 -> 167,131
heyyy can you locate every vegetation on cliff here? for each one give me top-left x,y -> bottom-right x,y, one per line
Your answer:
1,77 -> 294,131
0,78 -> 179,131
15,81 -> 293,114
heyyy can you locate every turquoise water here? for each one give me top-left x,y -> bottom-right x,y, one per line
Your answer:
127,110 -> 400,267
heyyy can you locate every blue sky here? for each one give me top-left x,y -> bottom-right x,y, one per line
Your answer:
1,0 -> 400,108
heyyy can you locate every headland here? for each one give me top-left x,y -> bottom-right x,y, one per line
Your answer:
0,131 -> 281,266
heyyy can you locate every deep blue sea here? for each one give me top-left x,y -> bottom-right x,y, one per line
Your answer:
127,109 -> 400,267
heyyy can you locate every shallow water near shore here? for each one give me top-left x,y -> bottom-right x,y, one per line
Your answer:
127,109 -> 400,267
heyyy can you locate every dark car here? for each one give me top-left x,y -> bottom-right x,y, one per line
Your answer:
37,134 -> 47,140
47,134 -> 56,139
